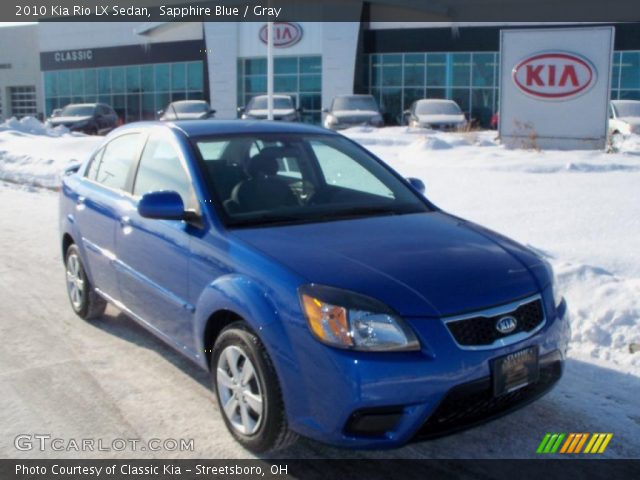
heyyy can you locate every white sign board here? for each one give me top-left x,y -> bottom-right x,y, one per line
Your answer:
499,26 -> 614,150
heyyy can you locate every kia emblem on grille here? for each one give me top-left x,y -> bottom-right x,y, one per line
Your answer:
496,316 -> 518,334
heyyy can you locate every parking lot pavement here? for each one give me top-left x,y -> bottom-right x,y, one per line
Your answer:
1,185 -> 638,460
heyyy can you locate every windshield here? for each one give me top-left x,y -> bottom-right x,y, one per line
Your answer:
194,134 -> 429,227
415,101 -> 462,115
332,96 -> 378,111
613,102 -> 640,118
60,105 -> 95,117
247,97 -> 293,110
171,102 -> 208,113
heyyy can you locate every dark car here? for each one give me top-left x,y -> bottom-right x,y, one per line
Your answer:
158,100 -> 216,121
47,103 -> 119,135
238,95 -> 302,121
323,94 -> 384,130
60,120 -> 569,452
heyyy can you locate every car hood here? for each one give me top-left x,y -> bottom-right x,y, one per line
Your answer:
416,114 -> 466,125
163,112 -> 208,120
332,110 -> 379,119
247,109 -> 295,118
617,116 -> 640,126
49,115 -> 91,125
231,212 -> 545,317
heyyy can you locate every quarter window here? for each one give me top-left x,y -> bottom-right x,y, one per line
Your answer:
133,133 -> 195,209
88,133 -> 141,191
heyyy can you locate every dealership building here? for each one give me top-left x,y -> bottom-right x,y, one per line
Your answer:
1,18 -> 639,126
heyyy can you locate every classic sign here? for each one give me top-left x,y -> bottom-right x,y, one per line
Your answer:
512,52 -> 597,100
259,22 -> 303,48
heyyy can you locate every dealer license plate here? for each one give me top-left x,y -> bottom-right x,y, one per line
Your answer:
492,346 -> 539,396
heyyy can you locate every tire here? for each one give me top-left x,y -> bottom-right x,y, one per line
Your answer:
64,244 -> 106,320
211,322 -> 297,452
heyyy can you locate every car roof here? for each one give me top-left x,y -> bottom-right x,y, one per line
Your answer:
250,94 -> 292,100
334,94 -> 374,99
64,103 -> 97,107
169,100 -> 208,105
112,120 -> 333,137
417,99 -> 457,104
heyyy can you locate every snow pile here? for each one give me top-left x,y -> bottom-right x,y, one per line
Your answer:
342,127 -> 640,375
0,117 -> 102,189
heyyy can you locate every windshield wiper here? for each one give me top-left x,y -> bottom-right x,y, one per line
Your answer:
227,213 -> 305,228
313,205 -> 403,221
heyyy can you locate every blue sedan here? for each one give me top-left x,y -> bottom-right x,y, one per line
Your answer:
59,120 -> 570,452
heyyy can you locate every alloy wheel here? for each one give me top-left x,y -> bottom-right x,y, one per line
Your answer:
216,345 -> 264,435
65,253 -> 85,311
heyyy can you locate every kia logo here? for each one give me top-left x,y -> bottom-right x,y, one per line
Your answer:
512,52 -> 597,100
496,316 -> 518,335
259,22 -> 303,48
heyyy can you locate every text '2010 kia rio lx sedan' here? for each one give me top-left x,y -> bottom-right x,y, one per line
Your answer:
60,120 -> 570,452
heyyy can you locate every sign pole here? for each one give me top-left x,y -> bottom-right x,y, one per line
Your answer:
267,21 -> 274,120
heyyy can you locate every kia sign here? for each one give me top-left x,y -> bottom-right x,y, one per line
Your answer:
259,22 -> 303,48
499,27 -> 614,150
512,52 -> 596,100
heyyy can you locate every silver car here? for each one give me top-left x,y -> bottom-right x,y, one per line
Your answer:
323,95 -> 384,130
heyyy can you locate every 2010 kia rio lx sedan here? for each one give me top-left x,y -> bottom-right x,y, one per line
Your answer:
60,120 -> 570,452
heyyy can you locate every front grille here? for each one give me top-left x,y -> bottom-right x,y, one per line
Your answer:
446,298 -> 544,347
415,356 -> 562,440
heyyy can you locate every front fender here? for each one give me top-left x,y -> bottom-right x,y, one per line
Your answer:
192,273 -> 297,369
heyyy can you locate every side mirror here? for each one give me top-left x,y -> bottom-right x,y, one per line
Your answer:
138,191 -> 185,220
403,109 -> 410,115
237,107 -> 245,114
157,110 -> 164,117
209,109 -> 216,116
322,108 -> 329,113
406,177 -> 425,195
296,107 -> 304,113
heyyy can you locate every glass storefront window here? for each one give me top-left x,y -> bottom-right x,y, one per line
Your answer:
275,57 -> 298,74
404,53 -> 425,87
620,51 -> 640,89
187,62 -> 203,90
111,67 -> 125,94
84,69 -> 97,95
171,63 -> 186,91
238,55 -> 322,124
426,53 -> 447,87
155,64 -> 170,92
452,53 -> 471,87
43,60 -> 204,120
472,53 -> 496,88
141,65 -> 154,93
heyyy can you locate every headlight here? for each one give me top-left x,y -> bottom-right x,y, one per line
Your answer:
325,114 -> 337,126
299,284 -> 420,352
544,260 -> 564,308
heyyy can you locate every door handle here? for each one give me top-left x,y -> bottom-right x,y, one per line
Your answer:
76,196 -> 86,211
119,216 -> 131,228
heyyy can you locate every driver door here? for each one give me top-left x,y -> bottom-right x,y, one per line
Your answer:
115,129 -> 199,351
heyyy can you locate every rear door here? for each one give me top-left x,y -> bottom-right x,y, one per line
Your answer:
75,132 -> 144,302
115,129 -> 200,350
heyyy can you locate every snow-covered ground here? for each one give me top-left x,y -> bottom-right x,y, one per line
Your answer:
0,117 -> 639,459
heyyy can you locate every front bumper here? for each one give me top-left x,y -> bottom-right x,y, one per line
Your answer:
275,293 -> 570,449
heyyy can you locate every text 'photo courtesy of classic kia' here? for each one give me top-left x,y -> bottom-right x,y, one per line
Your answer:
59,120 -> 570,452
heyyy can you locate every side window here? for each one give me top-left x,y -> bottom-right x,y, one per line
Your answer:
310,140 -> 394,199
90,133 -> 140,191
276,156 -> 302,179
133,133 -> 195,209
86,148 -> 104,181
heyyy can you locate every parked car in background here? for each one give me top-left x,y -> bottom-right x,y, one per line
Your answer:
158,100 -> 216,121
60,120 -> 569,453
323,94 -> 384,130
238,94 -> 302,121
46,103 -> 118,135
609,100 -> 640,150
403,99 -> 467,131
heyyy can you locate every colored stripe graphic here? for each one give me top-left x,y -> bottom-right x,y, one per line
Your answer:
537,433 -> 612,454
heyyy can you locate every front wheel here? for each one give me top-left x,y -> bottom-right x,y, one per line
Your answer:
212,323 -> 297,452
65,244 -> 106,320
